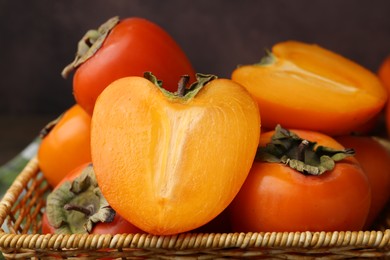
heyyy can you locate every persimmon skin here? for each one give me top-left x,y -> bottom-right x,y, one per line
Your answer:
378,55 -> 390,136
232,41 -> 387,136
72,17 -> 196,115
91,76 -> 260,235
378,55 -> 390,92
336,135 -> 390,229
229,129 -> 371,232
38,105 -> 92,187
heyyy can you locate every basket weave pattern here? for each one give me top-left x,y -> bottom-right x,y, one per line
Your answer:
0,158 -> 389,259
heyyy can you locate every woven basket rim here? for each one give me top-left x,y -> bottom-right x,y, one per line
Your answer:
0,229 -> 390,251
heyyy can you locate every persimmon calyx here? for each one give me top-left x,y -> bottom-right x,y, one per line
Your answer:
45,164 -> 115,234
256,125 -> 355,175
61,16 -> 120,78
255,49 -> 275,66
144,72 -> 217,101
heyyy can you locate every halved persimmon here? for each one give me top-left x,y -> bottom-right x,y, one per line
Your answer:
91,73 -> 260,235
232,40 -> 387,136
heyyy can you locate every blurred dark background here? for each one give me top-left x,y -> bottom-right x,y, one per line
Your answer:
0,0 -> 390,163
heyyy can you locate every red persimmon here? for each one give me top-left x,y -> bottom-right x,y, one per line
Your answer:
336,135 -> 390,228
62,16 -> 196,115
229,126 -> 371,232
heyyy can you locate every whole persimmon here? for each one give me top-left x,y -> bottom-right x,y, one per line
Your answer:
42,163 -> 143,235
91,73 -> 260,235
229,126 -> 371,232
232,41 -> 387,136
378,55 -> 390,136
336,135 -> 390,228
378,55 -> 390,92
62,16 -> 196,115
38,104 -> 92,187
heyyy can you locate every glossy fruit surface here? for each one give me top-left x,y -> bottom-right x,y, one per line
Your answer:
91,74 -> 260,235
336,135 -> 390,228
229,127 -> 371,232
378,55 -> 390,136
63,16 -> 196,115
378,55 -> 390,91
38,104 -> 92,187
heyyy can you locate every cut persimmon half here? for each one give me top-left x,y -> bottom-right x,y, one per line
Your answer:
91,73 -> 260,235
232,40 -> 387,136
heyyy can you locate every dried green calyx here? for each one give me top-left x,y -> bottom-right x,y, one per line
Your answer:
45,164 -> 115,234
61,16 -> 120,78
144,72 -> 217,101
256,125 -> 355,175
254,49 -> 276,66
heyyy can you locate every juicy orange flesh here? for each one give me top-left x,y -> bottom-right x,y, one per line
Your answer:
232,41 -> 387,135
273,41 -> 384,93
91,77 -> 260,235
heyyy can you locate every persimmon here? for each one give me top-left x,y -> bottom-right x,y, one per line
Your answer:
378,55 -> 390,136
336,135 -> 390,228
229,126 -> 371,232
38,104 -> 92,187
378,55 -> 390,92
231,40 -> 387,136
62,16 -> 196,115
42,163 -> 143,235
91,73 -> 260,235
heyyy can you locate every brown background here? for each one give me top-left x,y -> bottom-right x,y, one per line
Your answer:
0,0 -> 390,163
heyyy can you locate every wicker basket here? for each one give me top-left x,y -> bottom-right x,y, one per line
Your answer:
0,158 -> 389,259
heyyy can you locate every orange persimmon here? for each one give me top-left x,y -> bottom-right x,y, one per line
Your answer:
336,135 -> 390,228
232,40 -> 387,136
38,104 -> 92,187
378,55 -> 390,136
229,126 -> 371,232
91,73 -> 260,235
378,55 -> 390,92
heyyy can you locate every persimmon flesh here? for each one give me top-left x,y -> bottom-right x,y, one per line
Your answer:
91,74 -> 260,235
232,41 -> 387,136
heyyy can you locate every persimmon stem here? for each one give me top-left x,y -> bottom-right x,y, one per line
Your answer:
177,75 -> 190,97
39,116 -> 61,138
297,139 -> 309,162
64,203 -> 94,216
